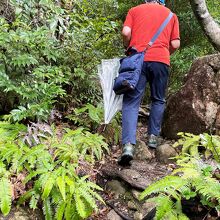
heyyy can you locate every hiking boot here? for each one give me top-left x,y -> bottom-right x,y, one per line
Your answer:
118,143 -> 135,166
148,134 -> 158,149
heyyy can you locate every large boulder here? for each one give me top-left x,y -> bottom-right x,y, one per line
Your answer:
163,54 -> 220,139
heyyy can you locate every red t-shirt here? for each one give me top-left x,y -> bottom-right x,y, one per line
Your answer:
123,4 -> 180,66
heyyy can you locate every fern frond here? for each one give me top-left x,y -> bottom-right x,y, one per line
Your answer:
29,193 -> 40,209
193,176 -> 220,203
0,142 -> 22,165
0,122 -> 26,141
80,197 -> 93,218
181,134 -> 200,154
42,175 -> 56,200
163,211 -> 179,220
189,144 -> 200,157
24,170 -> 45,184
74,190 -> 88,218
17,189 -> 35,205
0,162 -> 9,177
84,180 -> 103,191
0,178 -> 12,216
87,188 -> 105,204
43,198 -> 53,220
139,176 -> 187,200
65,176 -> 76,195
148,195 -> 174,220
50,188 -> 61,205
55,201 -> 65,220
78,187 -> 97,211
56,176 -> 66,201
64,199 -> 73,220
172,167 -> 200,179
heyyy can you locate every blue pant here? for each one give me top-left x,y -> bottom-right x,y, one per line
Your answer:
122,61 -> 169,145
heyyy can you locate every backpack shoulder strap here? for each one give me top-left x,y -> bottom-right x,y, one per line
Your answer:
147,12 -> 173,49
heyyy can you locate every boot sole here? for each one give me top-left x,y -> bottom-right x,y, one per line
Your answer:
148,144 -> 157,149
118,154 -> 133,166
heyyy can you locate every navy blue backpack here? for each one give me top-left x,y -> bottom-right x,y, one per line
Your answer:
113,12 -> 173,95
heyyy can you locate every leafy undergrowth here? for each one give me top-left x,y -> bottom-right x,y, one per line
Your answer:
0,121 -> 109,219
140,132 -> 220,220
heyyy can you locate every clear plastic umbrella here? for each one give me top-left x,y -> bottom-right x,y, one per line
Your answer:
98,58 -> 123,124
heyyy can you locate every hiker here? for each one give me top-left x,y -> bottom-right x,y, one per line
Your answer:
118,0 -> 180,165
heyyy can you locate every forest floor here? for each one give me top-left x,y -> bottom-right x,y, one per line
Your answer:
0,117 -> 218,220
88,117 -> 219,220
87,118 -> 171,220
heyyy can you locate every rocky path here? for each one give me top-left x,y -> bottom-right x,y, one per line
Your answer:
92,121 -> 178,220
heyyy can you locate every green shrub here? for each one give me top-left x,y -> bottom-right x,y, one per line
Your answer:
0,162 -> 11,216
140,155 -> 220,220
0,122 -> 108,219
139,133 -> 220,220
66,103 -> 121,145
174,132 -> 220,162
66,104 -> 103,130
0,0 -> 122,122
0,17 -> 70,121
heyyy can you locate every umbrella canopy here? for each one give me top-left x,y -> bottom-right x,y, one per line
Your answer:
98,58 -> 123,124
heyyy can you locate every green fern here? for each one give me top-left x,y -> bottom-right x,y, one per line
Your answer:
20,165 -> 103,219
55,201 -> 66,220
174,132 -> 220,161
54,128 -> 109,164
64,200 -> 74,220
147,195 -> 189,220
0,177 -> 12,216
29,192 -> 40,210
200,133 -> 220,162
56,176 -> 66,201
43,198 -> 53,220
140,153 -> 220,219
193,176 -> 220,205
0,162 -> 11,216
0,122 -> 26,141
0,122 -> 105,219
148,195 -> 174,219
42,176 -> 56,200
139,176 -> 187,200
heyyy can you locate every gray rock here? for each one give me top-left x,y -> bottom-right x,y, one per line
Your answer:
135,141 -> 152,161
105,180 -> 126,198
119,169 -> 152,190
0,207 -> 43,220
107,210 -> 123,220
162,54 -> 220,139
142,201 -> 156,216
133,211 -> 143,220
215,107 -> 220,135
127,201 -> 137,211
156,144 -> 177,163
102,162 -> 170,191
131,189 -> 142,200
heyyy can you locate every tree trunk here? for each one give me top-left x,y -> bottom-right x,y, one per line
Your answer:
190,0 -> 220,51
